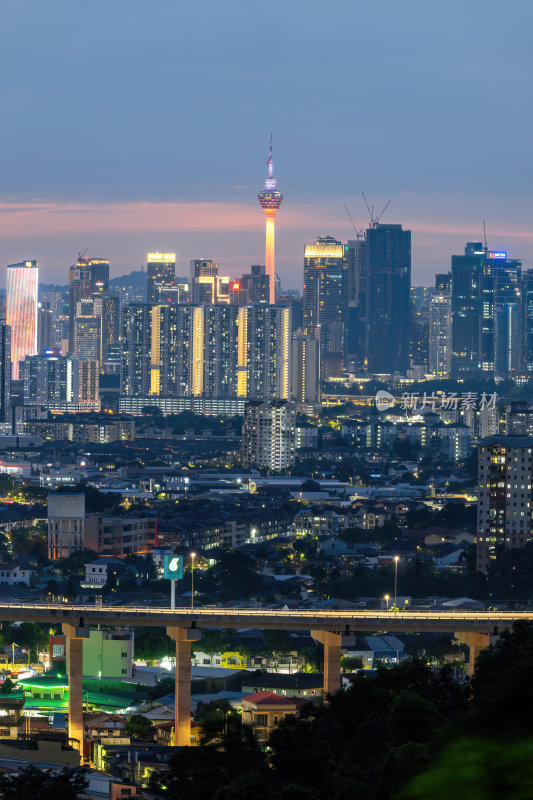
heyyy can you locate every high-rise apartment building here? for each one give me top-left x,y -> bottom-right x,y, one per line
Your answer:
147,253 -> 176,304
22,350 -> 73,404
120,304 -> 153,396
241,400 -> 296,470
93,294 -> 120,366
6,260 -> 38,380
120,302 -> 290,402
429,291 -> 452,378
237,306 -> 290,400
73,305 -> 102,363
157,305 -> 201,397
291,332 -> 320,404
365,224 -> 411,375
75,359 -> 100,406
203,305 -> 239,397
476,436 -> 533,573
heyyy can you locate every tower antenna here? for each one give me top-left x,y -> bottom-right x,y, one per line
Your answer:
483,218 -> 488,251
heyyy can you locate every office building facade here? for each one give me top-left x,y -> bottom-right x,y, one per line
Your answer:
147,252 -> 176,304
365,224 -> 411,375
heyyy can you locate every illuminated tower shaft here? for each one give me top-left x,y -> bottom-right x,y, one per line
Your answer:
264,210 -> 277,303
258,137 -> 283,304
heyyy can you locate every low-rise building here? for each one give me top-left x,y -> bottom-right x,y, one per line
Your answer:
0,563 -> 33,587
241,691 -> 298,743
50,629 -> 134,679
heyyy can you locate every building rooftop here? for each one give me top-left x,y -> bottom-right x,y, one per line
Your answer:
478,436 -> 533,448
242,690 -> 297,706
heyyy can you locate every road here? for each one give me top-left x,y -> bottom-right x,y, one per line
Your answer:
0,603 -> 530,633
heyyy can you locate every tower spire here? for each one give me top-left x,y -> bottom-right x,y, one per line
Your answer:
267,133 -> 273,179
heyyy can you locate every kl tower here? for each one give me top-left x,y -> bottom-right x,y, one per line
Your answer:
258,136 -> 283,304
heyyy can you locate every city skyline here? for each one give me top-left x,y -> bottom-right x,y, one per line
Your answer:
2,0 -> 533,288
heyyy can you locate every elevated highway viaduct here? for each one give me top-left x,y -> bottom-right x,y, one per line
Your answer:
1,603 -> 530,751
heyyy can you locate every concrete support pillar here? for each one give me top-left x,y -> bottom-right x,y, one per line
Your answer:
167,627 -> 201,746
311,630 -> 342,700
455,631 -> 492,677
62,623 -> 89,752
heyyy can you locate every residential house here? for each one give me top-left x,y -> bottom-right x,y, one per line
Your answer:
241,691 -> 298,743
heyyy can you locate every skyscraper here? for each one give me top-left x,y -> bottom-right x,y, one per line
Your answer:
147,253 -> 176,304
88,258 -> 110,295
258,138 -> 283,304
345,238 -> 367,367
190,260 -> 231,304
68,257 -> 91,355
450,243 -> 522,378
303,236 -> 347,360
429,291 -> 452,378
365,224 -> 411,375
37,304 -> 54,352
6,260 -> 38,380
521,269 -> 533,374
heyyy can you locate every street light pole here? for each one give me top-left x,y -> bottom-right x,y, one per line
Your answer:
384,594 -> 390,612
394,556 -> 400,610
190,552 -> 196,611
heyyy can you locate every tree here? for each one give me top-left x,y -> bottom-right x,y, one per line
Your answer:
0,766 -> 88,800
124,714 -> 155,740
340,655 -> 363,672
55,549 -> 97,578
192,629 -> 233,663
133,627 -> 174,663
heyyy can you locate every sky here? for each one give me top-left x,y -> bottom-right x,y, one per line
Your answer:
2,0 -> 533,288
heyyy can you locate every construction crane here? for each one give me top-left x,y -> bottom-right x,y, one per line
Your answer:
78,247 -> 89,261
343,203 -> 364,238
361,191 -> 391,228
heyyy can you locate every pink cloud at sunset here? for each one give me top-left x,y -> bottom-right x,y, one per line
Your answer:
1,196 -> 532,288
